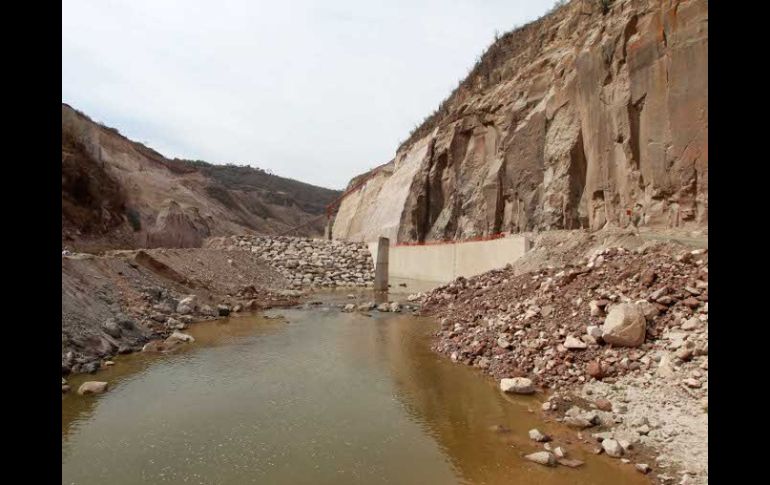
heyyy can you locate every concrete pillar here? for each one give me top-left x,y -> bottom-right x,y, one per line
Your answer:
374,237 -> 389,292
523,236 -> 533,252
324,216 -> 333,240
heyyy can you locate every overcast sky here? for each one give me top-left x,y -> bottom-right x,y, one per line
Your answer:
63,0 -> 555,190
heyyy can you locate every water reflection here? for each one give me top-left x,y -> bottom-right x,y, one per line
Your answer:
374,314 -> 648,485
62,307 -> 647,485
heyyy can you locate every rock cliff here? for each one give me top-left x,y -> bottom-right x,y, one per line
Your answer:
333,0 -> 707,243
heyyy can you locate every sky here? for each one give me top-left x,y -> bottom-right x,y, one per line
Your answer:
62,0 -> 555,190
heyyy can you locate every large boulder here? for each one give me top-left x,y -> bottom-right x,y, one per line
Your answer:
166,331 -> 195,344
500,377 -> 535,394
77,381 -> 109,395
524,451 -> 556,466
176,295 -> 197,315
602,439 -> 624,458
601,303 -> 646,347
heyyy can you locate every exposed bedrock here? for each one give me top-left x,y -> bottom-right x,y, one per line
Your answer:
333,0 -> 707,243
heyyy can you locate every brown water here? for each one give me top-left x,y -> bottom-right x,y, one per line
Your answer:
62,304 -> 647,485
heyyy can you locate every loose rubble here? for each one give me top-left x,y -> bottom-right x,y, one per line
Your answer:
206,235 -> 374,288
422,245 -> 708,390
419,243 -> 708,483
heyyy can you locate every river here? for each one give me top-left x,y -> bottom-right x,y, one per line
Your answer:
62,297 -> 646,485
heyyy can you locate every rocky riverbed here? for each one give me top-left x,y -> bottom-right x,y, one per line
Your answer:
418,241 -> 708,484
62,248 -> 300,379
205,235 -> 375,288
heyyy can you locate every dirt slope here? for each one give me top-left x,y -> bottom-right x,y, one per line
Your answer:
62,104 -> 341,252
62,248 -> 296,374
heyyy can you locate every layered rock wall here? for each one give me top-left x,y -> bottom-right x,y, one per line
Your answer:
333,0 -> 707,243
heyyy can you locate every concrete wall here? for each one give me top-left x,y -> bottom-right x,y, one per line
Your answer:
368,235 -> 530,286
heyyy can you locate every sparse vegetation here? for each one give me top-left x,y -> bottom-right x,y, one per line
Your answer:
397,4 -> 564,152
548,0 -> 569,15
184,161 -> 339,215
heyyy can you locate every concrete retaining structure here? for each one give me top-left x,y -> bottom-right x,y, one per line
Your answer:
367,235 -> 530,286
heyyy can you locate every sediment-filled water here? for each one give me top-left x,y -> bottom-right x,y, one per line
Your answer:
62,302 -> 646,485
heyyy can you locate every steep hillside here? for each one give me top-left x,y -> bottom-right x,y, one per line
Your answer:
62,104 -> 341,251
333,0 -> 707,243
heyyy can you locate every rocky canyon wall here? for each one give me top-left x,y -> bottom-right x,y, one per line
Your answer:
333,0 -> 707,243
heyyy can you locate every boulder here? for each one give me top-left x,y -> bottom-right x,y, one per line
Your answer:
77,381 -> 109,395
602,439 -> 624,457
217,305 -> 231,317
500,377 -> 534,394
602,303 -> 646,347
564,335 -> 587,350
165,331 -> 195,344
342,304 -> 356,312
524,451 -> 556,467
389,302 -> 402,312
377,303 -> 391,312
529,429 -> 551,442
635,463 -> 652,474
564,416 -> 594,429
586,360 -> 605,379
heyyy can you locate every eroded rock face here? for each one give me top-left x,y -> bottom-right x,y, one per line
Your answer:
144,200 -> 211,249
334,0 -> 707,243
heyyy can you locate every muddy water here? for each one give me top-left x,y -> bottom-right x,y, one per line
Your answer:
62,305 -> 647,485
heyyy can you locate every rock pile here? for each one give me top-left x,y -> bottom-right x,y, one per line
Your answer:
206,235 -> 374,288
421,245 -> 708,391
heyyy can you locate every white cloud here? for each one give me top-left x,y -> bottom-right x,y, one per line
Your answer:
62,0 -> 555,189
